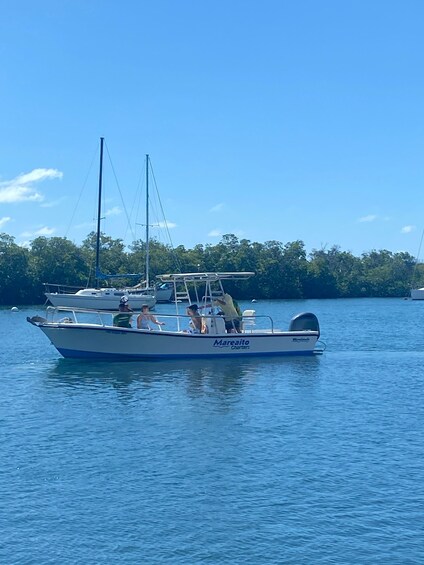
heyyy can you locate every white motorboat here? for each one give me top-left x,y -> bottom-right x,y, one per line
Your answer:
28,272 -> 324,360
44,138 -> 157,311
155,282 -> 174,302
411,287 -> 424,300
126,281 -> 174,304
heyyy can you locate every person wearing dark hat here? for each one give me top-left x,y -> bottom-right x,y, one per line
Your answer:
113,296 -> 133,328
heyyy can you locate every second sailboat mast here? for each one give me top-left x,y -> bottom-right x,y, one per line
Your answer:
145,154 -> 150,289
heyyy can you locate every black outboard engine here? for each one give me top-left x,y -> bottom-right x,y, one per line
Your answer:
288,312 -> 320,336
27,315 -> 47,326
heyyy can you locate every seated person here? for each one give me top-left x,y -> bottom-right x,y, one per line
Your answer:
185,304 -> 207,334
113,296 -> 133,328
137,304 -> 165,330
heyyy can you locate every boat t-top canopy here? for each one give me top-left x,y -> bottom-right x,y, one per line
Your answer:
157,272 -> 255,311
157,272 -> 255,283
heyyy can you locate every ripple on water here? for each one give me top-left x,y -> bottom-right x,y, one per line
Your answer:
0,301 -> 424,563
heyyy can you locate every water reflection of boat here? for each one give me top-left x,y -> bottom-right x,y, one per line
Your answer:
28,272 -> 324,360
45,354 -> 320,397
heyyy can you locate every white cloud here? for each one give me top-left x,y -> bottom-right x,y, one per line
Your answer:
21,226 -> 56,237
0,185 -> 42,203
0,216 -> 11,228
209,203 -> 224,213
358,214 -> 377,223
152,221 -> 177,229
17,169 -> 62,184
104,206 -> 122,217
75,221 -> 96,230
208,229 -> 222,237
0,168 -> 63,203
36,226 -> 56,236
401,225 -> 415,234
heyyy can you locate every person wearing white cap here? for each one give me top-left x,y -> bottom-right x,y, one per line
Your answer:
113,296 -> 133,327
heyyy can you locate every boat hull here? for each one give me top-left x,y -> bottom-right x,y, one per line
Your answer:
45,292 -> 156,310
411,288 -> 424,300
155,287 -> 173,303
36,324 -> 319,359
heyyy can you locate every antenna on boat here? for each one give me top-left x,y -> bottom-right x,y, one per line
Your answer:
95,137 -> 104,287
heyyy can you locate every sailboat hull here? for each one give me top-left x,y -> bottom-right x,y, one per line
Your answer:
45,290 -> 156,310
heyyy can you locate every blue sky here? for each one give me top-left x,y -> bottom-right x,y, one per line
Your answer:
1,0 -> 424,257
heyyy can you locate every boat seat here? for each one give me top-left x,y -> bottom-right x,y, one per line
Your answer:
202,314 -> 226,334
242,309 -> 256,332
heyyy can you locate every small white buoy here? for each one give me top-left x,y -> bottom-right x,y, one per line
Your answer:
11,307 -> 19,312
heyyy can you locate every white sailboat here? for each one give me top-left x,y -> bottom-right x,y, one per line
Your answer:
28,272 -> 324,360
44,139 -> 159,310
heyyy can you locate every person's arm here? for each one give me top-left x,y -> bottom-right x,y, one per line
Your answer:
151,314 -> 165,326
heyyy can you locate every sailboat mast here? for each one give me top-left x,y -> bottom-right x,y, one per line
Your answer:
145,154 -> 150,288
95,137 -> 104,285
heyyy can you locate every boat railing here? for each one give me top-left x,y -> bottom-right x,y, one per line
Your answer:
46,305 -> 109,326
45,306 -> 278,334
43,282 -> 87,294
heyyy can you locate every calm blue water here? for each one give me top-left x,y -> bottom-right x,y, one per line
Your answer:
1,299 -> 423,564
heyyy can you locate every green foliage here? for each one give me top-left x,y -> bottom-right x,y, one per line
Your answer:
0,231 -> 417,305
0,233 -> 31,304
81,232 -> 129,283
28,236 -> 89,302
128,238 -> 179,281
412,262 -> 424,289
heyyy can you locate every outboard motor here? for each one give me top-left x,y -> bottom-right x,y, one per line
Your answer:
288,312 -> 320,336
27,315 -> 47,326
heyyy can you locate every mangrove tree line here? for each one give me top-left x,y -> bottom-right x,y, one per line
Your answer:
0,231 -> 421,305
